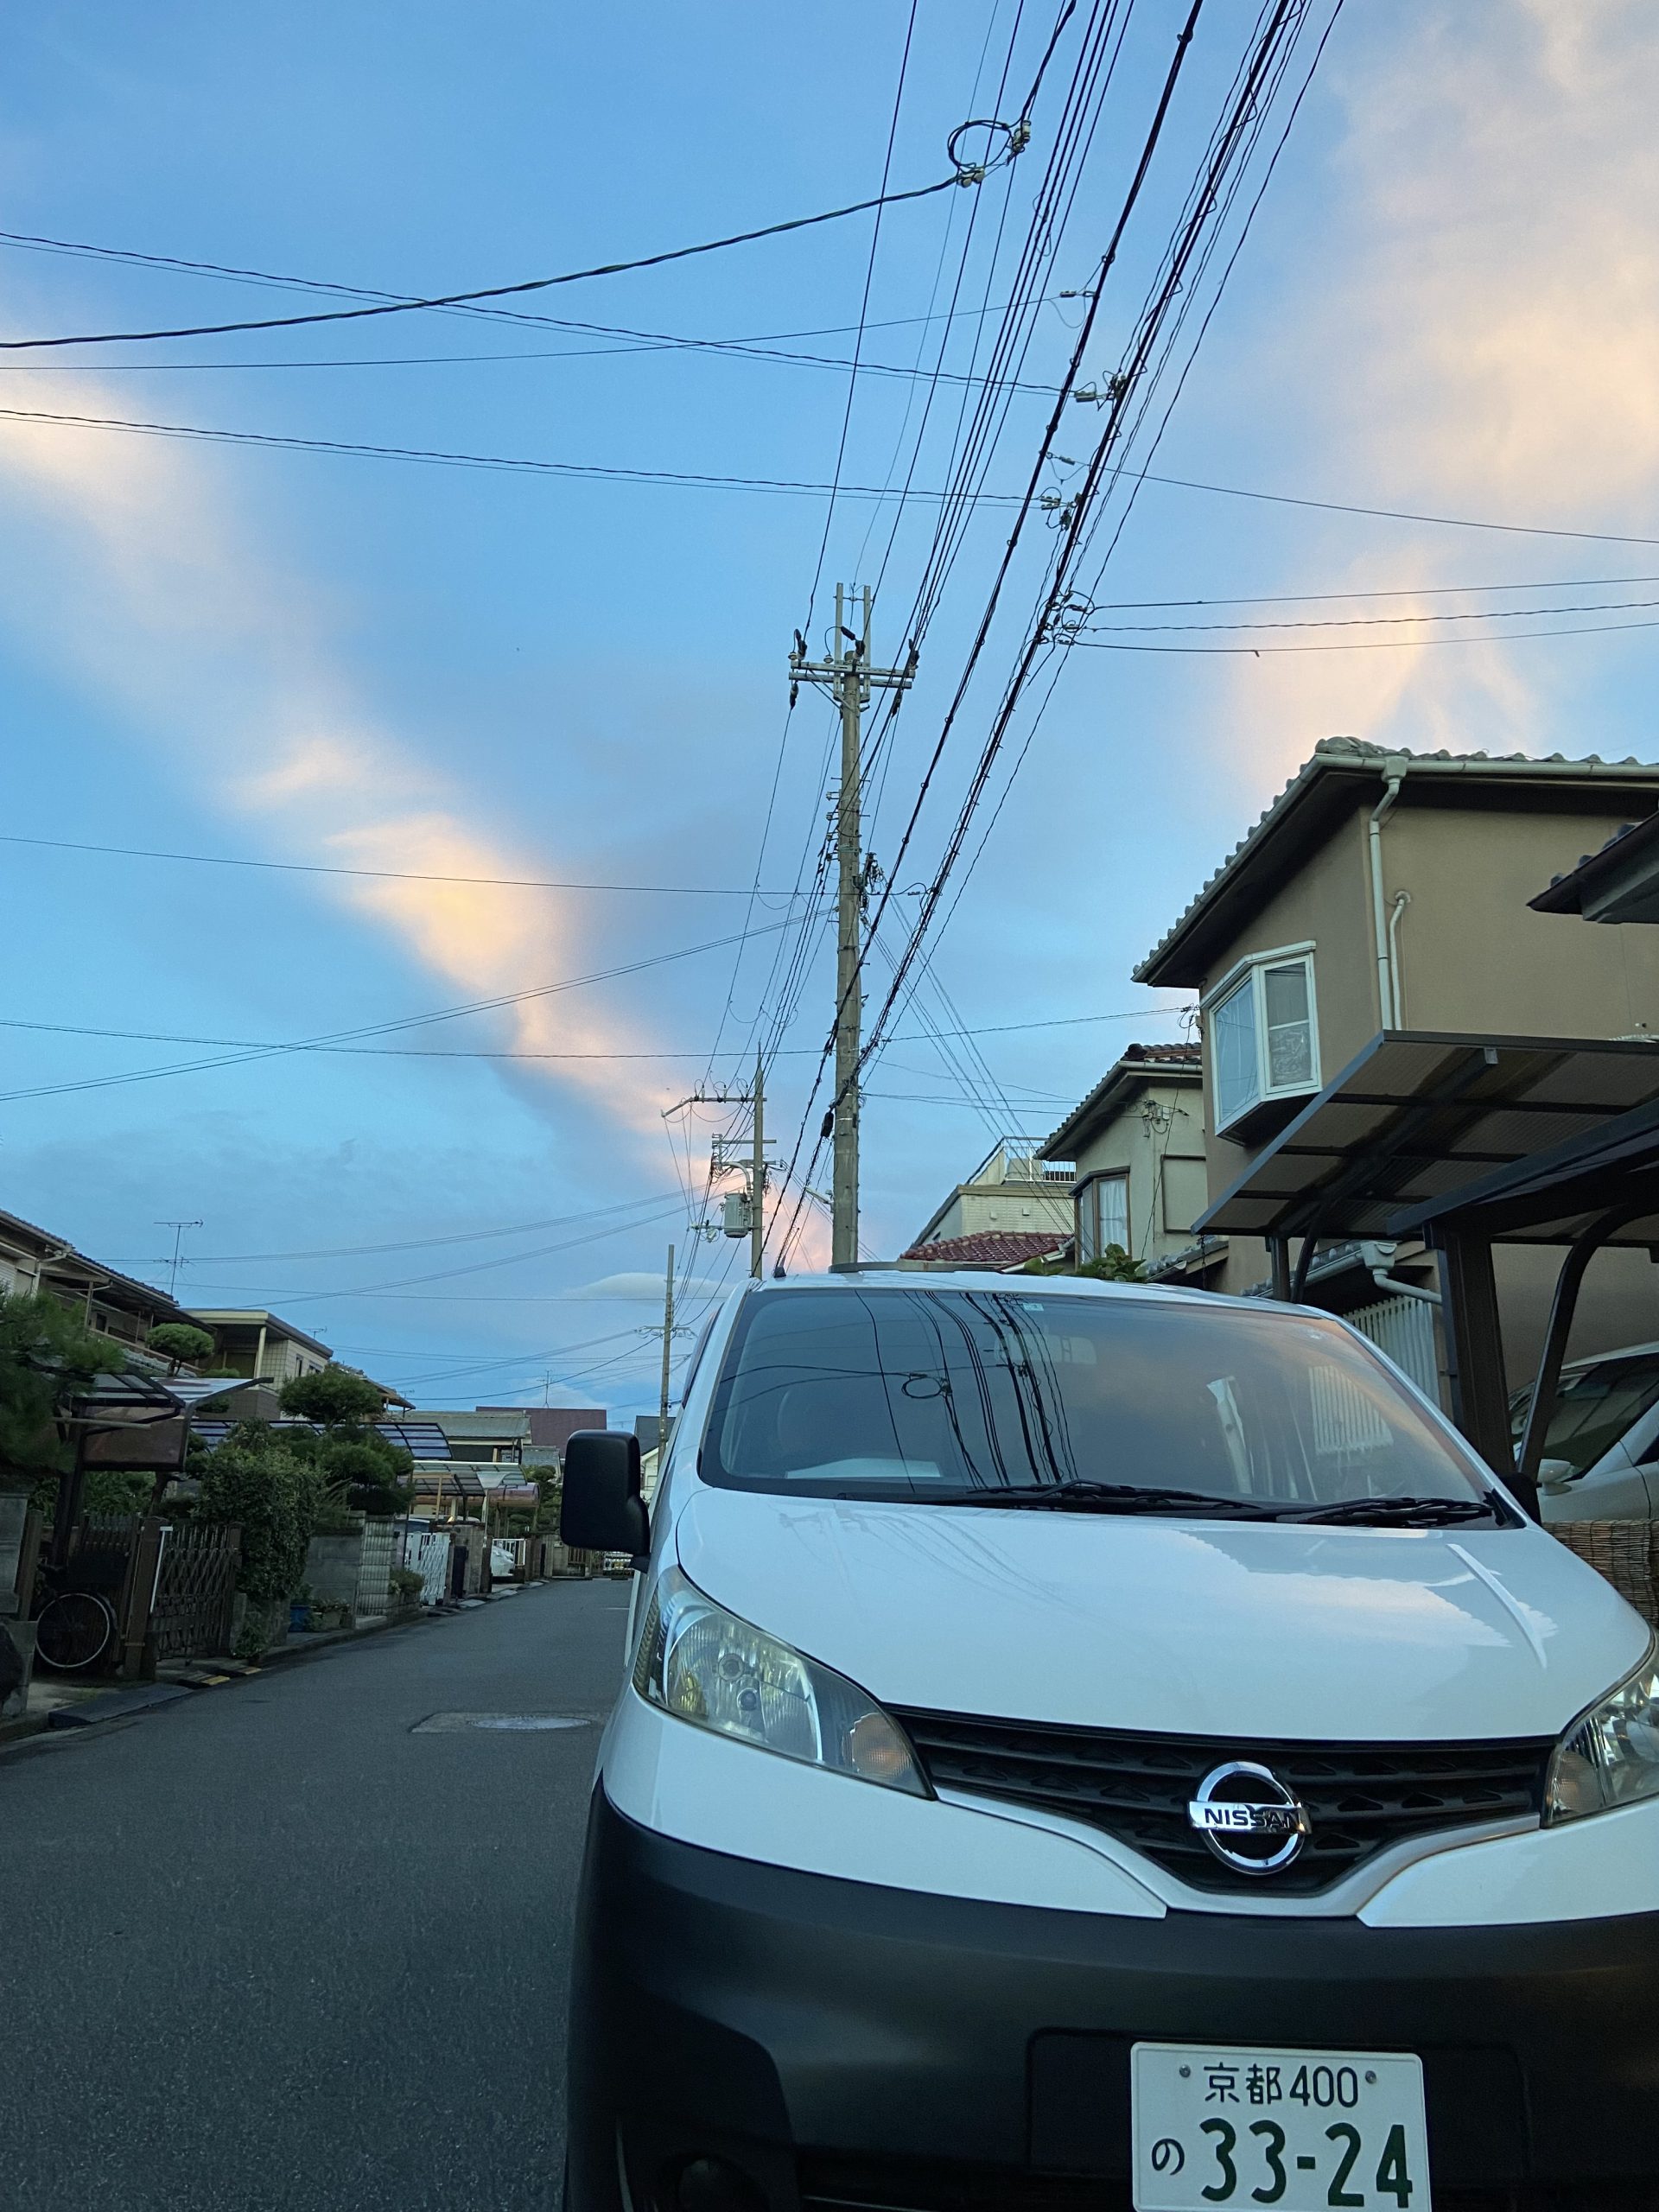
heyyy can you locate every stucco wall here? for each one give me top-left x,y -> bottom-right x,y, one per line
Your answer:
1381,798 -> 1659,1037
1071,1079 -> 1205,1266
925,1185 -> 1073,1242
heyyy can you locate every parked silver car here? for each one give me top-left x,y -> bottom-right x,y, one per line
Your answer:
1510,1341 -> 1659,1520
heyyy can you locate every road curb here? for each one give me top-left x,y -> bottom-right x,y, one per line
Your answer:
0,1582 -> 563,1762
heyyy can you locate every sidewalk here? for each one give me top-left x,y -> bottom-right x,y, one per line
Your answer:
0,1584 -> 545,1756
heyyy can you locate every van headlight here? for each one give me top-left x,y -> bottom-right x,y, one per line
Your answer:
632,1565 -> 928,1796
1546,1644 -> 1659,1822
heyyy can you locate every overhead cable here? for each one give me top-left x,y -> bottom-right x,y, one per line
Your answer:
0,830 -> 827,896
0,915 -> 798,1105
0,164 -> 1011,352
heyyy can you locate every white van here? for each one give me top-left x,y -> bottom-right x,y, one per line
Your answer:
560,1272 -> 1659,2212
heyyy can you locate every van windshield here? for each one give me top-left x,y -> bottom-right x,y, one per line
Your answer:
701,1287 -> 1502,1522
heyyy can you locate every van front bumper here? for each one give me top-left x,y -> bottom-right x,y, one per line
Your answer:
568,1789 -> 1659,2210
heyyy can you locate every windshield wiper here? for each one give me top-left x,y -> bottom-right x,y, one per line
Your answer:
939,1479 -> 1280,1518
1278,1494 -> 1503,1528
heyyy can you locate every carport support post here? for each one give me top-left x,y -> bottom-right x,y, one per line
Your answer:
1432,1225 -> 1516,1493
1267,1237 -> 1292,1301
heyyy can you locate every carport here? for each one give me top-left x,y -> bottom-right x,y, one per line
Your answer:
1194,1030 -> 1659,1512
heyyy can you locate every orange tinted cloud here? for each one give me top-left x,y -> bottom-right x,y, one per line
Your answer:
1217,0 -> 1658,793
0,376 -> 674,1140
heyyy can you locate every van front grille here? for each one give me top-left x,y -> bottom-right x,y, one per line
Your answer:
890,1708 -> 1551,1896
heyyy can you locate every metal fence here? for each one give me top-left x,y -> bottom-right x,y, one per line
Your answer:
149,1520 -> 240,1661
397,1527 -> 453,1605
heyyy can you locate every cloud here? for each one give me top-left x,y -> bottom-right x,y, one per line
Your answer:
0,378 -> 671,1139
1216,0 -> 1659,792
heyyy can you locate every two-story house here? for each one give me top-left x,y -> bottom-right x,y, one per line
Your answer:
0,1205 -> 201,1357
899,1137 -> 1074,1270
186,1307 -> 334,1386
1135,737 -> 1659,1390
1036,1044 -> 1208,1274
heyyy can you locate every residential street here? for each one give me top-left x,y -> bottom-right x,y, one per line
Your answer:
0,1582 -> 632,2212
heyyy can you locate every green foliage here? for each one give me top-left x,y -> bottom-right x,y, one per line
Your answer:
83,1468 -> 157,1516
389,1566 -> 424,1605
146,1321 -> 216,1372
1020,1244 -> 1147,1284
0,1291 -> 131,1486
280,1365 -> 385,1426
1077,1244 -> 1147,1283
277,1365 -> 410,1516
196,1421 -> 327,1603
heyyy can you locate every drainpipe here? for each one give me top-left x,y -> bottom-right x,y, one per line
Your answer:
1388,891 -> 1411,1026
1370,1268 -> 1439,1305
1368,763 -> 1407,1030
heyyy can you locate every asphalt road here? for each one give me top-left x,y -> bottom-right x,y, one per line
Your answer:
0,1579 -> 634,2212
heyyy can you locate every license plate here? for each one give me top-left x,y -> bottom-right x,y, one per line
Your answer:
1131,2043 -> 1430,2211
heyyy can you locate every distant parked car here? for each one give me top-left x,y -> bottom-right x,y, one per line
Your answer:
490,1541 -> 519,1580
1510,1341 -> 1659,1521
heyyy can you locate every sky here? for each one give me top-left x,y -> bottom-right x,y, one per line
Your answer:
3,0 -> 1658,1417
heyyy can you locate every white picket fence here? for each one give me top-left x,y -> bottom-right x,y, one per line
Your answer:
1346,1290 -> 1441,1405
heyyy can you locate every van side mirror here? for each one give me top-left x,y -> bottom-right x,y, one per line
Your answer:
561,1431 -> 649,1558
1536,1457 -> 1579,1493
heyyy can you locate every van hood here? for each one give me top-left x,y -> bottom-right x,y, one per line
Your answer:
673,1487 -> 1649,1742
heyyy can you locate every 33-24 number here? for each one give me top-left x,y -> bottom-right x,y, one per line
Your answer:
1196,2117 -> 1414,2206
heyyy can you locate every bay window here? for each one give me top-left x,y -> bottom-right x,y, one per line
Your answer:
1204,944 -> 1320,1135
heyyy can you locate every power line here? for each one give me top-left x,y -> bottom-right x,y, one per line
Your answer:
0,830 -> 828,896
0,171 -> 997,353
10,395 -> 1657,557
1074,613 -> 1659,653
150,1190 -> 682,1265
194,1205 -> 687,1305
1140,468 -> 1659,550
0,1003 -> 1179,1061
837,0 -> 1339,1211
1090,570 -> 1659,610
0,915 -> 799,1105
842,0 -> 1217,1125
1082,592 -> 1659,634
0,404 -> 1033,498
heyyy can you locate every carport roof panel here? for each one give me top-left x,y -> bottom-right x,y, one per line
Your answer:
1196,1031 -> 1659,1243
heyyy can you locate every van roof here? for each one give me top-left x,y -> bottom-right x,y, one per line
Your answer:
754,1268 -> 1296,1318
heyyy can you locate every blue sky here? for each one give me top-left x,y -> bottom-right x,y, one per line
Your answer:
4,2 -> 1657,1415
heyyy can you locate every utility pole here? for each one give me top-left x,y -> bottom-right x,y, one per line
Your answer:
666,1072 -> 771,1278
156,1218 -> 202,1300
658,1242 -> 676,1452
750,1050 -> 766,1280
790,586 -> 914,1266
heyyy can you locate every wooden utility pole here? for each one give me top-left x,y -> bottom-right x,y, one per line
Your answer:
788,585 -> 914,1266
750,1051 -> 766,1280
658,1242 -> 676,1449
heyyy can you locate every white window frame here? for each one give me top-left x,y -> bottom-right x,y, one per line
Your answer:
1200,940 -> 1321,1135
1075,1170 -> 1130,1262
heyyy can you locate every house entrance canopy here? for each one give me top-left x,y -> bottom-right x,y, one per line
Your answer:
1195,1031 -> 1659,1248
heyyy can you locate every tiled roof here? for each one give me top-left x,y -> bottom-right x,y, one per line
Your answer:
1135,735 -> 1659,986
1037,1041 -> 1202,1161
1531,813 -> 1659,912
898,1230 -> 1065,1268
479,1406 -> 607,1450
